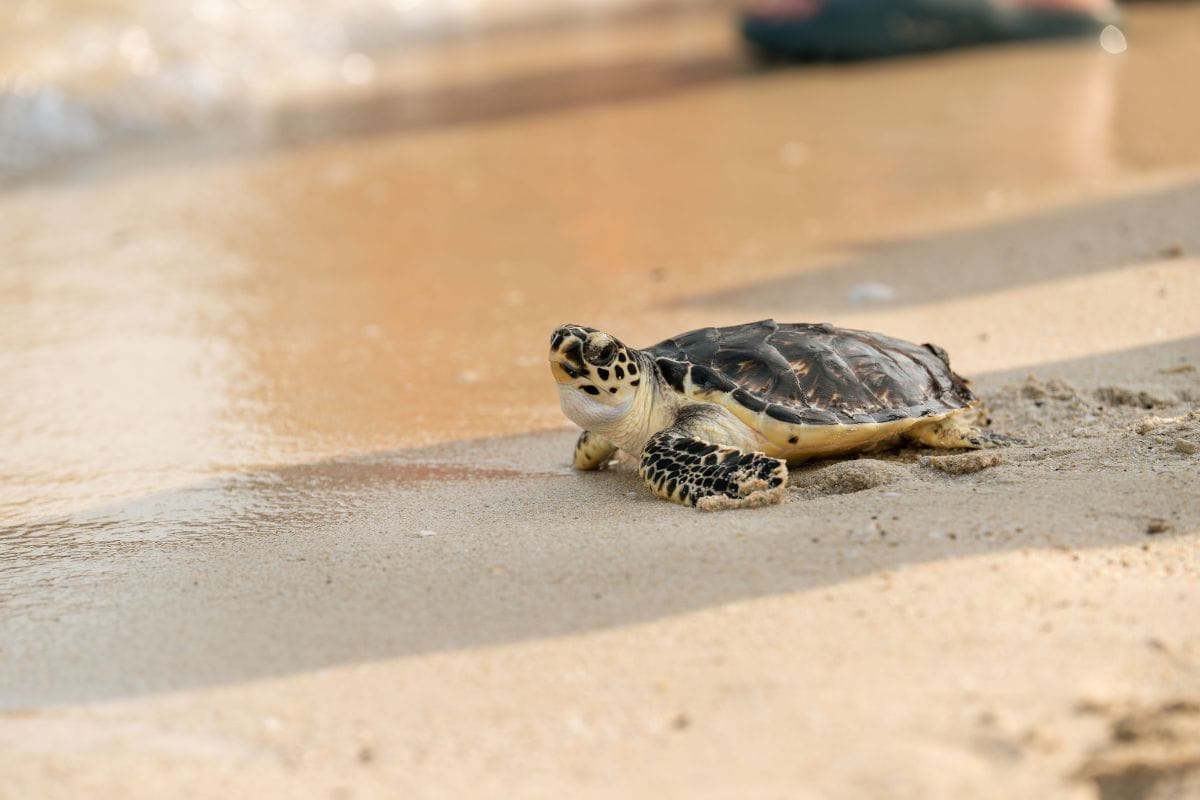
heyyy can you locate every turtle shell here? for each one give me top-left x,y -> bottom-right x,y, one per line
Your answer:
646,320 -> 975,445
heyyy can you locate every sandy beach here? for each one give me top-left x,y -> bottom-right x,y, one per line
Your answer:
2,3 -> 1199,798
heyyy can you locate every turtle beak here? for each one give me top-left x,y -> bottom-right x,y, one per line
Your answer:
549,325 -> 587,385
550,361 -> 573,385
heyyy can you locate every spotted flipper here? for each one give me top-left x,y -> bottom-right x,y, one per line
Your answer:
905,415 -> 1028,449
573,430 -> 619,470
639,430 -> 787,510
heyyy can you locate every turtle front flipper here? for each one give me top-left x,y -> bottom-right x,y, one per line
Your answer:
639,429 -> 787,510
573,430 -> 619,470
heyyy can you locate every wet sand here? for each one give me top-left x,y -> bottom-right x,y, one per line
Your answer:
3,3 -> 1200,798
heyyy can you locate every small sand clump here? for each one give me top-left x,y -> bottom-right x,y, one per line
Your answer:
1135,411 -> 1198,433
921,451 -> 1006,475
697,485 -> 783,511
1135,412 -> 1199,458
1096,386 -> 1170,409
1019,376 -> 1083,403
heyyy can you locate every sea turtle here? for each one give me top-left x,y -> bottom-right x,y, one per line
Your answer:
549,319 -> 1022,510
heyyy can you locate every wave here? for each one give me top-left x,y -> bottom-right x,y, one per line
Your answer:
0,0 -> 717,182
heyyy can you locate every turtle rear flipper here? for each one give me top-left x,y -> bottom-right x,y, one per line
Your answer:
639,429 -> 787,510
573,430 -> 618,470
906,415 -> 1029,449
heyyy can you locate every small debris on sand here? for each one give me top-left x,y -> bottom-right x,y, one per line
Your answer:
1146,518 -> 1172,535
416,529 -> 437,537
670,713 -> 692,731
1160,242 -> 1186,258
921,451 -> 1006,475
1160,363 -> 1196,375
1175,439 -> 1198,455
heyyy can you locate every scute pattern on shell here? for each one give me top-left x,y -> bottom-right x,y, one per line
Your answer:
646,319 -> 974,425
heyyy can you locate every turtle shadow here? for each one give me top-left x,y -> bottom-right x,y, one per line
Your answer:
1,337 -> 1197,708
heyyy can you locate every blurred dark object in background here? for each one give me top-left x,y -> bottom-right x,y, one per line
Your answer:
740,0 -> 1119,60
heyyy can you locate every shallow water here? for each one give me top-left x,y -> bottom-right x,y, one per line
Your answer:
0,0 -> 723,179
2,3 -> 1199,528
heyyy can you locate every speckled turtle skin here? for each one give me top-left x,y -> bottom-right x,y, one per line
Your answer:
549,319 -> 1020,510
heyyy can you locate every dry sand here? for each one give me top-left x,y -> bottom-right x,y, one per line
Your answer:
3,4 -> 1200,799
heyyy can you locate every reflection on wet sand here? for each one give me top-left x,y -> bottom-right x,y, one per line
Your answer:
1,4 -> 1199,529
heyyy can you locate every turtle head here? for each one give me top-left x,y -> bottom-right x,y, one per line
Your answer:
549,324 -> 644,427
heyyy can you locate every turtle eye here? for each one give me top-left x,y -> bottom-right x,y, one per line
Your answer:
585,335 -> 617,366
